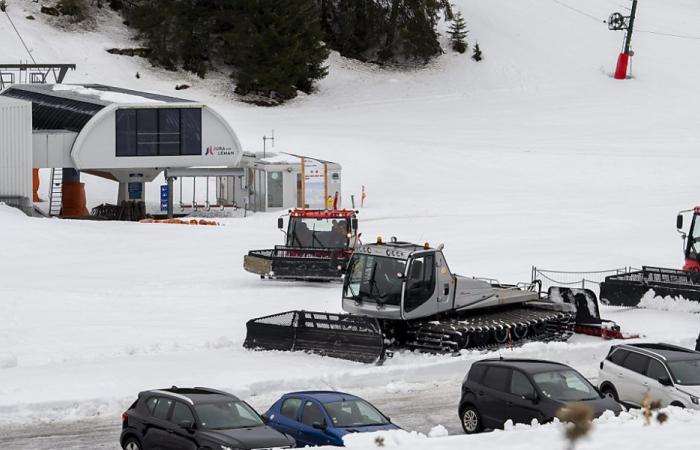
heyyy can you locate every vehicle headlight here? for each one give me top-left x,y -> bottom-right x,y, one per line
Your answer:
220,445 -> 233,450
691,395 -> 699,405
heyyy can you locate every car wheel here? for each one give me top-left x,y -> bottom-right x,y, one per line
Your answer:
122,437 -> 142,450
600,384 -> 619,402
670,401 -> 685,408
461,405 -> 482,434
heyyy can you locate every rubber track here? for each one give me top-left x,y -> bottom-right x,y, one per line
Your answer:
405,307 -> 575,353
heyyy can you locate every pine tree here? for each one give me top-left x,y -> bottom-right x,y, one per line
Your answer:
472,42 -> 483,61
318,0 -> 451,64
222,0 -> 329,104
447,11 -> 468,54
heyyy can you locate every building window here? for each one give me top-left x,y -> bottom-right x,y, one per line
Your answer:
115,108 -> 202,157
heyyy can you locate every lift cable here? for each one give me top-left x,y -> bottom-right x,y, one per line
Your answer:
549,0 -> 606,23
636,29 -> 700,41
2,6 -> 37,63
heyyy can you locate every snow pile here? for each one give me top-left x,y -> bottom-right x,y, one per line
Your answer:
341,408 -> 700,450
428,424 -> 449,438
638,289 -> 700,314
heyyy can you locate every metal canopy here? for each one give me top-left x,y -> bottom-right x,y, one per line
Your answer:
164,167 -> 245,178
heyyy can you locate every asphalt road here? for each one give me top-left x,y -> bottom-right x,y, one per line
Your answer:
0,378 -> 463,449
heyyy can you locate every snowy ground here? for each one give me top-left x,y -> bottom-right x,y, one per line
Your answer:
2,0 -> 700,446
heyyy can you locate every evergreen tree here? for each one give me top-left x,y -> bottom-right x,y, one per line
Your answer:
124,0 -> 218,77
447,11 -> 468,54
472,42 -> 483,61
222,0 -> 329,104
318,0 -> 452,64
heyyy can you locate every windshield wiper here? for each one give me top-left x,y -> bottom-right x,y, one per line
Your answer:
310,225 -> 325,248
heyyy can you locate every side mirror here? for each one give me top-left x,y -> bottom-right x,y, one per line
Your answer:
351,218 -> 358,231
522,392 -> 539,403
179,420 -> 195,432
277,217 -> 284,229
677,214 -> 684,230
658,376 -> 673,386
261,413 -> 270,423
312,421 -> 327,431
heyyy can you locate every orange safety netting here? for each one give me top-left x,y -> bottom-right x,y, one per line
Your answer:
139,218 -> 222,226
32,169 -> 40,202
62,181 -> 89,217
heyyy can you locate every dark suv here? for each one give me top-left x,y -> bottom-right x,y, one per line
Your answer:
458,358 -> 622,434
120,387 -> 295,450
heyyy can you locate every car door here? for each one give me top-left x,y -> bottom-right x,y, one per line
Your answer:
142,397 -> 174,450
433,251 -> 457,314
297,400 -> 334,447
506,370 -> 542,425
403,253 -> 437,319
645,358 -> 676,407
476,365 -> 512,428
272,398 -> 303,437
618,351 -> 651,406
165,401 -> 198,450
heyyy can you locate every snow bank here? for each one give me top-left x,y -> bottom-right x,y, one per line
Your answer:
341,408 -> 700,450
639,290 -> 700,314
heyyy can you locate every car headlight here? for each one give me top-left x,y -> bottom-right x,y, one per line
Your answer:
691,395 -> 699,405
220,445 -> 234,450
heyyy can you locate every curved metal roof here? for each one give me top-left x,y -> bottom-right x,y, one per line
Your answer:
0,84 -> 196,133
1,85 -> 105,132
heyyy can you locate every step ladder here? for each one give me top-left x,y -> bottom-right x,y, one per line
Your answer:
48,168 -> 63,217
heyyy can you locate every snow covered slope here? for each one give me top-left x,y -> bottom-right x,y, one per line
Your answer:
2,0 -> 700,433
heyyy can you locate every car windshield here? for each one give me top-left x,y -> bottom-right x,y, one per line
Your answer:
532,369 -> 599,402
286,217 -> 350,249
323,399 -> 390,428
668,359 -> 700,385
193,401 -> 264,430
343,254 -> 405,306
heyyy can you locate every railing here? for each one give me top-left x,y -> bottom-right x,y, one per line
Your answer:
531,266 -> 635,297
0,64 -> 75,90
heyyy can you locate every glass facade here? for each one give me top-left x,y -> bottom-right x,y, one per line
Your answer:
116,108 -> 201,157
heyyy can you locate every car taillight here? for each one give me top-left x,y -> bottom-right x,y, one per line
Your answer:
600,361 -> 604,370
122,412 -> 128,424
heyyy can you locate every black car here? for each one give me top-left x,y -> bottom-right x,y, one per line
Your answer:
458,358 -> 622,434
120,387 -> 295,450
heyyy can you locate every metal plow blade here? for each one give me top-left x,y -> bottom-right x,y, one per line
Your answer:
600,266 -> 700,307
243,311 -> 386,364
548,286 -> 636,339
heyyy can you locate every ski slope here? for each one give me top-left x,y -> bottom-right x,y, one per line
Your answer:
2,0 -> 700,440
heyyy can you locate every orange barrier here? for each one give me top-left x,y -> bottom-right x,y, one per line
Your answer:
62,181 -> 89,217
139,218 -> 222,226
32,169 -> 40,202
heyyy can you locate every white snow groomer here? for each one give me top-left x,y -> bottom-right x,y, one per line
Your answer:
244,209 -> 359,281
244,238 -> 619,363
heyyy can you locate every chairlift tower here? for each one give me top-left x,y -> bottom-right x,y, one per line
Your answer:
608,0 -> 638,80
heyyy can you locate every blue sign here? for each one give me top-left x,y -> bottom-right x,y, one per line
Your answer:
128,182 -> 143,201
160,185 -> 169,212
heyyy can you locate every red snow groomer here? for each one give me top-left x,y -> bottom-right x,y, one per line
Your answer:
244,209 -> 360,281
600,206 -> 700,306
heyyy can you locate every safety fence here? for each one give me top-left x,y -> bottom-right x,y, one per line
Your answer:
531,266 -> 637,297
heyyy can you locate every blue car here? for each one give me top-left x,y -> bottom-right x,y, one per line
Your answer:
264,391 -> 400,446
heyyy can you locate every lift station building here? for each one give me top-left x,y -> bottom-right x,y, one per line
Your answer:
0,83 -> 342,217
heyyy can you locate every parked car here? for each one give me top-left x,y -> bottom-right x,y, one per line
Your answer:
598,343 -> 700,410
264,391 -> 400,446
120,386 -> 295,450
458,358 -> 622,434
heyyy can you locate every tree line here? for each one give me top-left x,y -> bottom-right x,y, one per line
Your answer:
61,0 -> 479,104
